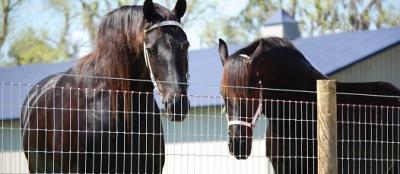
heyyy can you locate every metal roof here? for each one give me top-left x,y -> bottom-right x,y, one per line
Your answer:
1,28 -> 400,120
294,27 -> 400,75
0,46 -> 246,120
0,62 -> 74,120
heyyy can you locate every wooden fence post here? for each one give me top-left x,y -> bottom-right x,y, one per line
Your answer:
317,80 -> 337,174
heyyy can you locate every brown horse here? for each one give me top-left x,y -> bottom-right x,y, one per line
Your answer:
218,37 -> 400,173
20,0 -> 189,173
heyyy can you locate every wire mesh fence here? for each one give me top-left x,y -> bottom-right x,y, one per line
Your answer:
0,82 -> 271,174
337,103 -> 400,173
0,81 -> 399,173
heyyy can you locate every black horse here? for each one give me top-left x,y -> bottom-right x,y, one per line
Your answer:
20,0 -> 190,173
218,37 -> 400,173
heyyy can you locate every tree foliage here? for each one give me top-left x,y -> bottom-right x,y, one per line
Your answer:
0,0 -> 22,49
76,0 -> 207,43
9,28 -> 65,65
201,0 -> 400,45
6,0 -> 75,66
2,0 -> 399,66
3,0 -> 209,66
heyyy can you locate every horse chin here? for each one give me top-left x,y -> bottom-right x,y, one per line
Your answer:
165,96 -> 189,122
228,137 -> 253,160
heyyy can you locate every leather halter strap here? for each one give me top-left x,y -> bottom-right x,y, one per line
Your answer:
225,81 -> 263,129
143,20 -> 185,96
145,20 -> 183,32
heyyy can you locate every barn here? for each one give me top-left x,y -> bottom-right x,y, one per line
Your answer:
261,10 -> 400,87
1,10 -> 400,173
296,28 -> 400,86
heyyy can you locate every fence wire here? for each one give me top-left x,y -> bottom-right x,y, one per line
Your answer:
0,82 -> 270,174
0,81 -> 399,173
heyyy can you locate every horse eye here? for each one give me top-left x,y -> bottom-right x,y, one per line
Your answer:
146,47 -> 157,55
182,41 -> 190,49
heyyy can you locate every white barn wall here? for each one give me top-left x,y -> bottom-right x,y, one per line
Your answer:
330,44 -> 400,87
1,120 -> 21,151
0,120 -> 26,173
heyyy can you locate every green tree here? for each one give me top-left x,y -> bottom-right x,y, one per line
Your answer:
7,0 -> 77,66
78,0 -> 101,45
0,0 -> 22,49
200,0 -> 281,45
48,0 -> 74,58
10,28 -> 64,65
76,0 -> 208,45
201,0 -> 400,46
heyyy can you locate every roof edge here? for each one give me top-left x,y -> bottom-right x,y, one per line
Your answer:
327,40 -> 400,75
264,20 -> 298,27
0,118 -> 20,121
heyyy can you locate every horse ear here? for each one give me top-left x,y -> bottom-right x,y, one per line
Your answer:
250,41 -> 264,65
173,0 -> 186,19
143,0 -> 155,21
218,38 -> 229,66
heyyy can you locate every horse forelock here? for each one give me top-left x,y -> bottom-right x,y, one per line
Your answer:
221,58 -> 252,99
221,37 -> 300,99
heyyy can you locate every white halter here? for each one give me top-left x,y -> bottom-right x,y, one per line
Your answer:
239,54 -> 251,59
143,20 -> 185,95
225,81 -> 263,129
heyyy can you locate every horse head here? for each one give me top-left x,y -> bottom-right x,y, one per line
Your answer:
219,37 -> 319,159
143,0 -> 190,122
219,39 -> 264,159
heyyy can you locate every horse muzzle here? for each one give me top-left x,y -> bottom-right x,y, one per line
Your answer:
227,124 -> 253,159
228,136 -> 252,160
165,94 -> 189,122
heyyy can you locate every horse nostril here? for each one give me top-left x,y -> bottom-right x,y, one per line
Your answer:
233,138 -> 248,148
228,137 -> 251,159
166,96 -> 189,122
172,96 -> 189,114
239,139 -> 248,146
228,138 -> 233,151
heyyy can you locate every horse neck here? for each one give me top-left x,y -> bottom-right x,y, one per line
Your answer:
259,61 -> 327,102
130,54 -> 154,92
336,82 -> 400,106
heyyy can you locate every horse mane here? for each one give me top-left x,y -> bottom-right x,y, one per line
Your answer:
221,56 -> 253,99
220,37 -> 296,98
232,37 -> 297,57
221,37 -> 298,99
76,6 -> 145,91
73,4 -> 174,114
75,4 -> 174,90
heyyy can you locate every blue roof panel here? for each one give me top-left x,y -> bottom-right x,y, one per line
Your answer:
187,45 -> 243,107
294,27 -> 400,75
0,62 -> 74,120
0,45 -> 244,120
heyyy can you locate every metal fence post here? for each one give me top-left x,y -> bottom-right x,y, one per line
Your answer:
317,80 -> 338,174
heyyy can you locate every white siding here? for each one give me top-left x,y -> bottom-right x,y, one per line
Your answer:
0,152 -> 29,173
0,120 -> 26,173
1,120 -> 21,151
261,25 -> 284,38
330,44 -> 400,88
